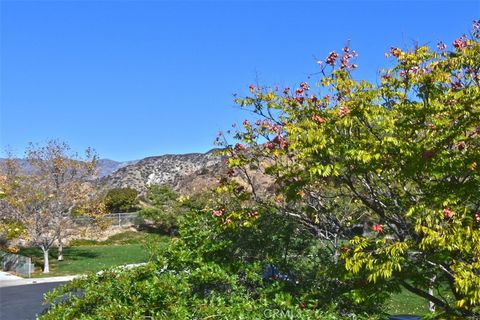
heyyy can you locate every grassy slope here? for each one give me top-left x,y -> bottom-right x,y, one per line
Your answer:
19,231 -> 168,277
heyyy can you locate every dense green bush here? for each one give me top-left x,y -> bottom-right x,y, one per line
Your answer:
43,265 -> 383,319
41,203 -> 388,319
138,185 -> 206,234
42,264 -> 383,319
104,188 -> 140,213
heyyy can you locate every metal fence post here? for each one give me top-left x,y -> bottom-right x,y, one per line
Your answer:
27,257 -> 32,278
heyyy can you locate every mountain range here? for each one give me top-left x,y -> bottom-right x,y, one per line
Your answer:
0,149 -> 230,195
0,158 -> 137,178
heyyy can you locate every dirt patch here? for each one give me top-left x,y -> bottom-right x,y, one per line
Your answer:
66,225 -> 139,244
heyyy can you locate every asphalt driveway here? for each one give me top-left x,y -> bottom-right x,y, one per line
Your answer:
0,281 -> 67,320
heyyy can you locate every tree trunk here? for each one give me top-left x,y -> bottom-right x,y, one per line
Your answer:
429,275 -> 437,312
57,241 -> 64,261
400,280 -> 447,310
332,235 -> 339,264
42,248 -> 50,273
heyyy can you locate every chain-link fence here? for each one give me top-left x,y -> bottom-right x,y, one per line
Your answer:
1,251 -> 34,278
73,212 -> 144,228
103,212 -> 143,227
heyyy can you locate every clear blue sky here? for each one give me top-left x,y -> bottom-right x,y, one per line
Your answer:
1,1 -> 478,161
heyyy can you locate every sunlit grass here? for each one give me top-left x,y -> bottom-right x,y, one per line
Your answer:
19,231 -> 169,277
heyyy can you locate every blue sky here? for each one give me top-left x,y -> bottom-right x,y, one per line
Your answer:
1,1 -> 478,161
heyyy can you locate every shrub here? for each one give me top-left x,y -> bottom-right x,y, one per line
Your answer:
104,188 -> 139,213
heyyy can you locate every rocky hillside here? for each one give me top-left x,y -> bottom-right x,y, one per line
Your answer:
101,149 -> 227,194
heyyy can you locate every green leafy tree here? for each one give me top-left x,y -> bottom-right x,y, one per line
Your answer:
104,187 -> 139,213
220,22 -> 480,317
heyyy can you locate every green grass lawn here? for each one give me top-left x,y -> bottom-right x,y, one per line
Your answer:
386,285 -> 456,317
19,231 -> 169,277
387,289 -> 429,315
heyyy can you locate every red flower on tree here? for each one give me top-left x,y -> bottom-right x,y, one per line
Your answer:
300,82 -> 310,90
453,35 -> 468,50
390,47 -> 402,58
325,51 -> 339,66
339,106 -> 350,117
248,211 -> 258,218
443,207 -> 454,219
212,209 -> 224,217
372,224 -> 383,232
264,142 -> 275,150
312,114 -> 325,124
234,143 -> 245,152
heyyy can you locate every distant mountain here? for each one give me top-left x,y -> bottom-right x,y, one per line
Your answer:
101,149 -> 227,194
0,158 -> 138,178
0,158 -> 35,174
96,159 -> 138,177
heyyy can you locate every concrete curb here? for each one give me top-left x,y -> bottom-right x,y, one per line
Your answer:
0,275 -> 80,288
0,263 -> 147,288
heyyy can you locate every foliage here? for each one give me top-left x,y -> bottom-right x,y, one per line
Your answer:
0,219 -> 25,252
138,185 -> 182,234
41,206 -> 384,319
0,140 -> 102,272
104,187 -> 140,213
138,185 -> 211,234
217,22 -> 480,317
0,177 -> 26,250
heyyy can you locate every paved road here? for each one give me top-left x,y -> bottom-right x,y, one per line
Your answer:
0,281 -> 67,320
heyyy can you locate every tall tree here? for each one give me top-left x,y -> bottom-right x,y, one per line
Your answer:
1,140 -> 100,272
221,22 -> 480,316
